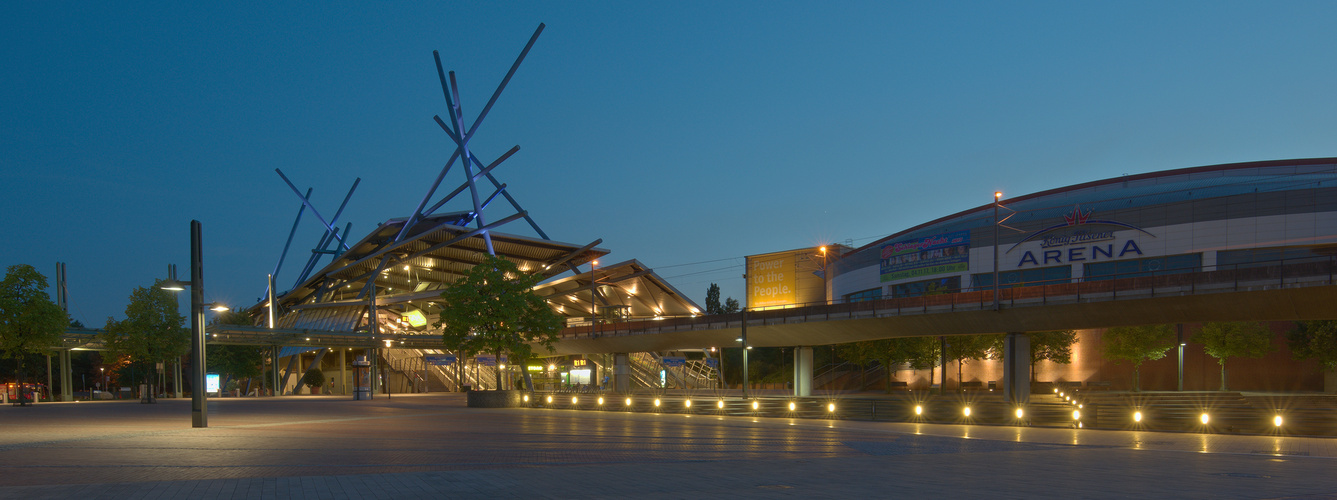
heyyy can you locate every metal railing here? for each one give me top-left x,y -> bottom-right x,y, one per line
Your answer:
559,255 -> 1336,340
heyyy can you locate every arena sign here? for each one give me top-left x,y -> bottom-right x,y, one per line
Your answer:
1007,205 -> 1156,268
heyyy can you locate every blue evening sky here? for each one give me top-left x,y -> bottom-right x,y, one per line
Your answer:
4,1 -> 1336,326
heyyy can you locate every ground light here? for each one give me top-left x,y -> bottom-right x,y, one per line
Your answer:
1073,410 -> 1081,420
624,397 -> 632,406
963,406 -> 972,417
751,401 -> 759,410
827,403 -> 836,413
1200,413 -> 1210,425
788,401 -> 796,411
1133,411 -> 1143,423
597,396 -> 604,406
654,398 -> 661,407
1274,415 -> 1283,427
914,404 -> 924,416
1014,408 -> 1024,419
545,395 -> 552,404
571,396 -> 578,405
717,400 -> 724,409
684,400 -> 692,408
522,395 -> 529,403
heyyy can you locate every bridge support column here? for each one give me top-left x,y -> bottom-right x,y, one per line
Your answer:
793,347 -> 813,397
173,358 -> 182,398
59,349 -> 73,401
1003,332 -> 1030,405
613,353 -> 630,393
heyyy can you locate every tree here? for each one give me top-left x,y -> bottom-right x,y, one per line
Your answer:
1029,330 -> 1079,380
207,311 -> 266,394
1192,321 -> 1274,391
1102,324 -> 1176,392
705,283 -> 722,314
1289,320 -> 1337,370
945,334 -> 996,390
435,255 -> 565,391
0,265 -> 68,402
835,340 -> 884,390
723,298 -> 740,313
101,279 -> 189,402
704,283 -> 741,315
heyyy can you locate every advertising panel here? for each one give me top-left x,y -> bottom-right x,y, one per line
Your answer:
425,355 -> 456,366
749,253 -> 796,308
879,230 -> 970,282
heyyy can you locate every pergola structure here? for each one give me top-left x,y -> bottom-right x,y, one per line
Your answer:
228,211 -> 700,349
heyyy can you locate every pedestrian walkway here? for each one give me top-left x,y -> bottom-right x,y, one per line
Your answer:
0,393 -> 1333,499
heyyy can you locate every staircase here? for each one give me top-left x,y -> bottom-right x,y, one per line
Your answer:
628,352 -> 718,390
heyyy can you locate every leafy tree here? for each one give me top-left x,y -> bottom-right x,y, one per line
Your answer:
436,255 -> 564,391
945,334 -> 996,389
1102,324 -> 1176,392
1289,320 -> 1337,370
207,311 -> 265,393
705,283 -> 722,314
1192,321 -> 1274,391
704,283 -> 741,314
0,264 -> 68,400
1029,330 -> 1079,380
723,297 -> 740,313
101,279 -> 189,402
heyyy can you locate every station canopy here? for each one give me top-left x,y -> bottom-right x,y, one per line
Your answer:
228,211 -> 700,348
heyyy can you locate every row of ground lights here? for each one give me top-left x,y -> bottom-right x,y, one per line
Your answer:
1056,389 -> 1286,429
525,395 -> 839,413
527,392 -> 1289,431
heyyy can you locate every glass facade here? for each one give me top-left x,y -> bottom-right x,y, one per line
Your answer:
971,265 -> 1072,290
1084,253 -> 1202,280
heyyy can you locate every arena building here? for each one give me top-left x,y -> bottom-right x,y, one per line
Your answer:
823,158 -> 1337,391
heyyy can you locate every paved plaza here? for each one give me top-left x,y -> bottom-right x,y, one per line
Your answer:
0,393 -> 1335,499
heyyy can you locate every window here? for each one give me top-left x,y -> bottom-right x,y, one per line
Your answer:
844,288 -> 883,303
1084,253 -> 1201,280
890,276 -> 962,298
972,265 -> 1072,290
1218,246 -> 1326,268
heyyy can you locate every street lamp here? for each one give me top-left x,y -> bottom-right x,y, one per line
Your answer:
993,191 -> 1002,311
159,220 -> 211,428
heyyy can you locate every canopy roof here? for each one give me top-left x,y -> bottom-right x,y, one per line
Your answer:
245,212 -> 700,344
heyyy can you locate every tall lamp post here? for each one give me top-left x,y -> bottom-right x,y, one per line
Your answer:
993,191 -> 1002,311
160,220 -> 214,428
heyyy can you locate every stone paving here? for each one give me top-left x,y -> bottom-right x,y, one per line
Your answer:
0,393 -> 1335,499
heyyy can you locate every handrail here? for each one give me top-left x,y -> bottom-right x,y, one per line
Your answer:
564,255 -> 1336,339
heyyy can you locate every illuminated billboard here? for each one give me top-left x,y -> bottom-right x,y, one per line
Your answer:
880,230 -> 970,282
748,253 -> 796,308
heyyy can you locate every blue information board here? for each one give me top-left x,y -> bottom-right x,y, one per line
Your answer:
425,355 -> 456,366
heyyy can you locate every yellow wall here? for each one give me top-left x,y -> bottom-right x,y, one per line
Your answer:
747,248 -> 827,308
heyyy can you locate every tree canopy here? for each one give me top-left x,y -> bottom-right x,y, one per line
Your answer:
1193,321 -> 1273,391
101,279 -> 189,391
1288,320 -> 1337,370
208,311 -> 266,385
1102,324 -> 1176,391
435,255 -> 565,390
0,265 -> 68,385
704,283 -> 741,315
